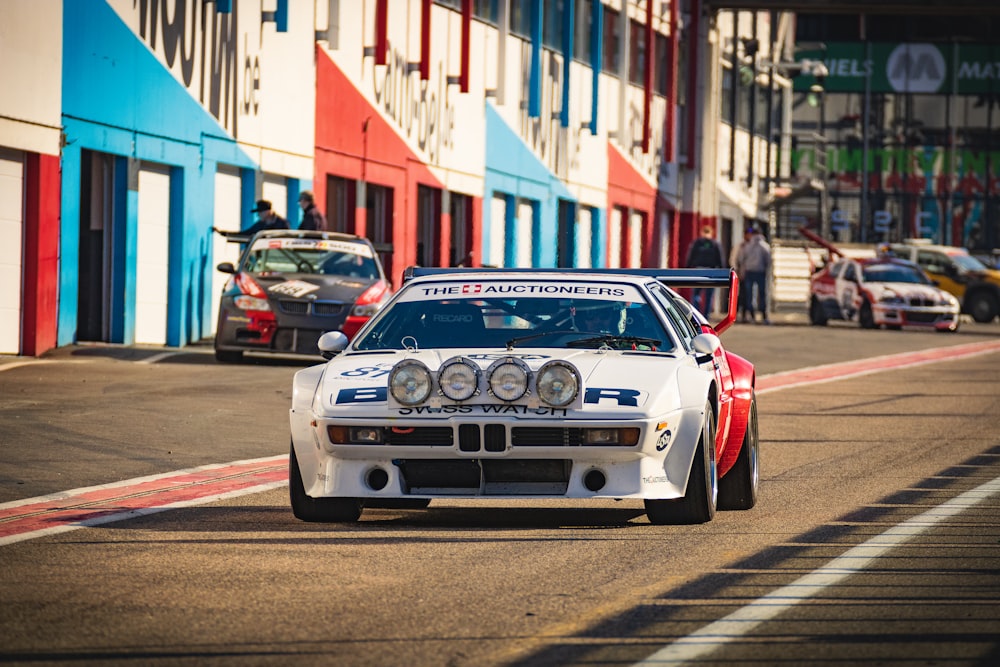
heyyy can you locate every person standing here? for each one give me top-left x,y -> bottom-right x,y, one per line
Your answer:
736,226 -> 772,324
213,200 -> 288,237
731,227 -> 752,322
685,224 -> 725,315
297,190 -> 327,231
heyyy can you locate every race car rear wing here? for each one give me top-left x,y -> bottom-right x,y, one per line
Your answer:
402,266 -> 740,335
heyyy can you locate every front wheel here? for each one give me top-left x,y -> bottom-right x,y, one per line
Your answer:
289,443 -> 363,522
718,395 -> 759,511
645,402 -> 718,525
859,300 -> 877,329
967,292 -> 998,323
809,297 -> 828,326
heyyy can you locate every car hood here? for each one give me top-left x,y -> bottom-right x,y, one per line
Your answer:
868,282 -> 955,302
254,273 -> 376,302
316,347 -> 698,419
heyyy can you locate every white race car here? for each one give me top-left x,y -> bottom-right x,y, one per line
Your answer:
288,268 -> 758,525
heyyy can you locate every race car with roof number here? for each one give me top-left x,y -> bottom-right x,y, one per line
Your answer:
214,230 -> 391,362
288,267 -> 758,525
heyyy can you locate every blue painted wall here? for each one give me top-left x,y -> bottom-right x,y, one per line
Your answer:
60,0 -> 260,347
483,102 -> 578,268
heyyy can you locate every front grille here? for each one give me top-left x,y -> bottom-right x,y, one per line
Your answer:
277,300 -> 345,316
272,328 -> 323,354
385,427 -> 454,446
906,311 -> 940,323
484,424 -> 506,452
395,458 -> 571,495
511,427 -> 584,446
458,424 -> 481,452
908,297 -> 935,307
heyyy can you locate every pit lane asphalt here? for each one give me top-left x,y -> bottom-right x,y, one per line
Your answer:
1,314 -> 999,666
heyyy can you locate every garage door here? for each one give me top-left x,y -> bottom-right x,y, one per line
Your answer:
0,148 -> 25,354
212,166 -> 243,332
135,164 -> 171,345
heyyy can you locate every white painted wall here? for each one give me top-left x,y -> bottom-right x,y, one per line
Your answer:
516,199 -> 534,267
0,149 -> 24,354
135,164 -> 171,345
0,0 -> 62,155
212,166 -> 243,330
488,195 -> 507,267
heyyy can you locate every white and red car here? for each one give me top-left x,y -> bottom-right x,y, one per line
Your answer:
288,267 -> 758,525
808,256 -> 960,331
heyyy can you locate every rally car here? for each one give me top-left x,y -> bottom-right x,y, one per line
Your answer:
214,230 -> 391,362
808,255 -> 960,331
287,267 -> 758,525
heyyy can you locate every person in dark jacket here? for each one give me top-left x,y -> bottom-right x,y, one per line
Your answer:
297,190 -> 327,231
685,224 -> 724,316
213,199 -> 288,238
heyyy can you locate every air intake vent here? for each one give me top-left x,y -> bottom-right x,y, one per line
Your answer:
484,424 -> 506,452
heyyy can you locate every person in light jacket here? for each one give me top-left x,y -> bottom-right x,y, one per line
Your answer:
735,226 -> 772,324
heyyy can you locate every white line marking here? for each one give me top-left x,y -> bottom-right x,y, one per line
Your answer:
633,475 -> 1000,666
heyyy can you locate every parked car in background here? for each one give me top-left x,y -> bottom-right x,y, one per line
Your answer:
883,240 -> 1000,323
214,230 -> 391,363
809,255 -> 960,331
287,267 -> 759,525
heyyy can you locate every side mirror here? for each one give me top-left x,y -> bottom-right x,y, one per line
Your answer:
692,333 -> 722,365
217,262 -> 236,274
318,331 -> 349,359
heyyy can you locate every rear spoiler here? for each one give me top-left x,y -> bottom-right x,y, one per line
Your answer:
402,266 -> 740,335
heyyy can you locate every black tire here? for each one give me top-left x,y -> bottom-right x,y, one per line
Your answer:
645,402 -> 717,525
809,297 -> 828,326
214,348 -> 244,363
967,292 -> 998,323
718,395 -> 759,511
288,443 -> 363,522
859,300 -> 877,329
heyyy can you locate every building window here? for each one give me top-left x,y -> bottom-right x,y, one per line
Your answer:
629,18 -> 646,85
603,6 -> 619,72
654,32 -> 669,95
574,0 -> 592,62
721,66 -> 734,125
509,0 -> 531,38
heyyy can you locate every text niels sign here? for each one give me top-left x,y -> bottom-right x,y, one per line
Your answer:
795,42 -> 1000,95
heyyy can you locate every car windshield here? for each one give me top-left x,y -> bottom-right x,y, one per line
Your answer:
243,237 -> 380,279
950,252 -> 988,272
862,263 -> 930,284
353,282 -> 673,352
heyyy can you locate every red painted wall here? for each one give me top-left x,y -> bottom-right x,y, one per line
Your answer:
607,144 -> 657,267
314,47 -> 464,286
22,153 -> 60,357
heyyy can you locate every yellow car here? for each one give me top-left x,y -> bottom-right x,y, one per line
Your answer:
884,241 -> 1000,323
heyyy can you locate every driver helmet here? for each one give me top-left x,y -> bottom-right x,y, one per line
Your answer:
576,300 -> 626,335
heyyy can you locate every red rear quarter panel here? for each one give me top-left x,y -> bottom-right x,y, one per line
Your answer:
717,350 -> 755,478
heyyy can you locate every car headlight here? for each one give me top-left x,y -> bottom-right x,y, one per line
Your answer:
234,295 -> 272,311
438,357 -> 480,402
535,361 -> 580,407
351,302 -> 382,318
581,428 -> 641,446
389,360 -> 433,406
486,357 -> 531,402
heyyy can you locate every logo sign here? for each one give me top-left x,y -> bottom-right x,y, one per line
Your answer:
886,44 -> 946,93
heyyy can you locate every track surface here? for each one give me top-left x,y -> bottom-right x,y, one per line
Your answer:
1,321 -> 998,666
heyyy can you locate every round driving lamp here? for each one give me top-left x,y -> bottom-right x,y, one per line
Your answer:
388,359 -> 433,406
438,357 -> 480,402
535,360 -> 580,407
486,357 -> 531,402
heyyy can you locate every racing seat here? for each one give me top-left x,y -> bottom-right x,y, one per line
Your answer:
420,301 -> 487,346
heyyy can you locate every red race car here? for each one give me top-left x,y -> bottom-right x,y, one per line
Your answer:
808,256 -> 960,331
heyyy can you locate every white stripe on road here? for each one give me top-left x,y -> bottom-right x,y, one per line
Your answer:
634,474 -> 1000,666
